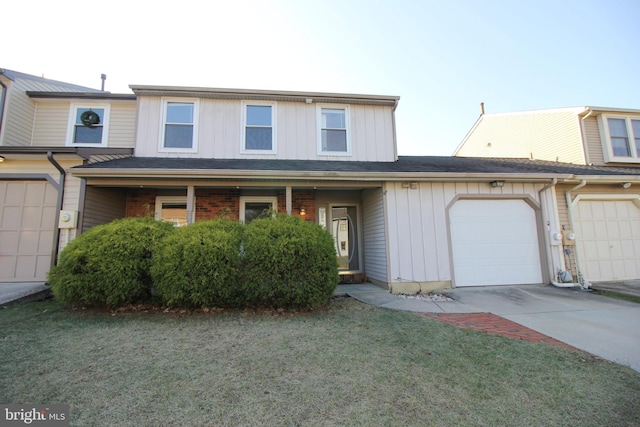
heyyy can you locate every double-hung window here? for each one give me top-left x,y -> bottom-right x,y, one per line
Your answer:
602,115 -> 640,162
243,102 -> 275,152
318,105 -> 350,155
161,99 -> 198,152
67,105 -> 110,146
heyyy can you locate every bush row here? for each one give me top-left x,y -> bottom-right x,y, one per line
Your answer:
48,215 -> 339,310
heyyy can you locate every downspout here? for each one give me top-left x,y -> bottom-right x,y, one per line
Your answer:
539,179 -> 582,288
579,109 -> 595,165
565,179 -> 590,289
391,99 -> 399,161
0,78 -> 7,140
47,151 -> 66,268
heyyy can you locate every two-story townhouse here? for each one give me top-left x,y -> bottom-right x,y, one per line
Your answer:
0,69 -> 135,282
66,85 -> 640,292
455,107 -> 640,284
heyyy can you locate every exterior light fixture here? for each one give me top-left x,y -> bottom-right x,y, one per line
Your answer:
490,180 -> 504,188
622,182 -> 632,189
299,207 -> 306,216
0,155 -> 4,162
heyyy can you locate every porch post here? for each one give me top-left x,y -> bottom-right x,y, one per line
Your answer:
286,186 -> 292,215
187,185 -> 195,225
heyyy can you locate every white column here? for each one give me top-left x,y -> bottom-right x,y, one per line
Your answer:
187,185 -> 195,224
286,186 -> 292,215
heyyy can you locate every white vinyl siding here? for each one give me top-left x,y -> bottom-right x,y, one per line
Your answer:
135,97 -> 396,161
82,187 -> 127,231
385,182 -> 549,288
362,188 -> 387,283
0,79 -> 37,146
456,109 -> 586,164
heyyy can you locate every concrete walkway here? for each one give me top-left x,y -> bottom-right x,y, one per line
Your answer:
336,283 -> 640,373
0,282 -> 50,306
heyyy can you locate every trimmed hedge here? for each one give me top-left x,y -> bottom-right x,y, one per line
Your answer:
240,214 -> 339,309
151,219 -> 243,308
50,214 -> 339,310
48,217 -> 174,308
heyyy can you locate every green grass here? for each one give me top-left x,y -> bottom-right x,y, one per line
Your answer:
595,290 -> 640,304
1,299 -> 639,426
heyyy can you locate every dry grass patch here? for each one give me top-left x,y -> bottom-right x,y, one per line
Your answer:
1,299 -> 639,426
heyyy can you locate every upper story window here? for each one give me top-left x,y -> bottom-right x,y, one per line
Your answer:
66,105 -> 110,147
161,99 -> 198,152
318,105 -> 350,155
242,102 -> 275,153
602,115 -> 640,162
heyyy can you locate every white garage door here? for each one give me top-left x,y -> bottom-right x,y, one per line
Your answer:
450,199 -> 543,286
573,200 -> 640,282
0,181 -> 57,282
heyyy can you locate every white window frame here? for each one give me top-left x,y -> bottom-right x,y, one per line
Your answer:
159,98 -> 199,153
239,196 -> 278,223
155,196 -> 189,227
241,101 -> 276,154
599,114 -> 640,163
317,104 -> 351,156
66,104 -> 111,147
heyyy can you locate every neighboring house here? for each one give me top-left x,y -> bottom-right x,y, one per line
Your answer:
455,107 -> 640,284
3,74 -> 640,291
0,69 -> 135,282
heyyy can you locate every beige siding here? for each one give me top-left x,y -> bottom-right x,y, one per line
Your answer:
31,100 -> 136,147
82,187 -> 127,230
386,181 -> 548,287
135,96 -> 396,161
32,102 -> 69,146
582,116 -> 605,165
1,79 -> 36,146
362,188 -> 387,283
108,103 -> 137,147
457,110 -> 586,164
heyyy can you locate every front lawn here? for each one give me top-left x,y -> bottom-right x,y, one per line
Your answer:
1,299 -> 639,426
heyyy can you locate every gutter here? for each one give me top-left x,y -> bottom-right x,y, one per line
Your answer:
47,151 -> 66,269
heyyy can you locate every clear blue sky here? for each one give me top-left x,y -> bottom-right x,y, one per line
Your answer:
4,0 -> 639,155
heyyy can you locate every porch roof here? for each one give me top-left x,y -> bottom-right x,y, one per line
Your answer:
70,156 -> 640,182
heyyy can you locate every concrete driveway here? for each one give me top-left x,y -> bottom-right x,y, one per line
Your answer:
338,284 -> 640,372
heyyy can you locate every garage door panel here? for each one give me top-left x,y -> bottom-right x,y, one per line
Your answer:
0,181 -> 56,282
450,199 -> 543,286
574,200 -> 640,282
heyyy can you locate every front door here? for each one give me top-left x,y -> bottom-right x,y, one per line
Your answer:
330,206 -> 360,272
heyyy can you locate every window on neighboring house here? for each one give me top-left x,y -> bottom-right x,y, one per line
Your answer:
318,106 -> 349,154
604,116 -> 640,161
243,103 -> 274,152
67,105 -> 109,146
162,100 -> 198,151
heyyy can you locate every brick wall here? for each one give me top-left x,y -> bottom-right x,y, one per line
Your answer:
126,189 -> 157,218
195,189 -> 240,221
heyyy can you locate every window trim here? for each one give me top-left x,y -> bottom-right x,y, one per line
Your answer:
599,114 -> 640,163
66,104 -> 110,147
239,196 -> 278,223
155,196 -> 189,227
159,98 -> 199,153
241,101 -> 277,154
317,104 -> 351,156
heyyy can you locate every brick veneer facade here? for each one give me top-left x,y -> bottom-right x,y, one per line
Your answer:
125,188 -> 317,223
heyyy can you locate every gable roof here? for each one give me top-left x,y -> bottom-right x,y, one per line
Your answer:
71,156 -> 640,182
0,68 -> 103,93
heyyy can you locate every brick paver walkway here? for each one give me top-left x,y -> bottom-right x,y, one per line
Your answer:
421,312 -> 584,353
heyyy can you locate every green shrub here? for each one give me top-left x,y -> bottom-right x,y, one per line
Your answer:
240,214 -> 339,309
48,217 -> 173,308
151,219 -> 243,308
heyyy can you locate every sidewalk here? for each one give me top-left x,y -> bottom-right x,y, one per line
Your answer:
0,282 -> 50,306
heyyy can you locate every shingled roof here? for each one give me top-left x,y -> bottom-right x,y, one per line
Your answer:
73,156 -> 640,180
